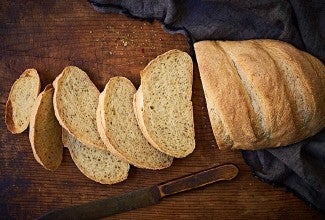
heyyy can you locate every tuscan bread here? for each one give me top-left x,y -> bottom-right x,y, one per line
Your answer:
53,66 -> 106,151
97,76 -> 173,169
29,85 -> 63,171
133,50 -> 195,158
194,39 -> 325,150
62,129 -> 129,184
5,69 -> 41,133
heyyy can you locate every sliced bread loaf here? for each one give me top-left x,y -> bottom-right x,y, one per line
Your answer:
53,66 -> 106,151
133,50 -> 195,158
194,39 -> 325,150
97,76 -> 173,169
29,85 -> 63,171
62,129 -> 129,184
6,68 -> 41,133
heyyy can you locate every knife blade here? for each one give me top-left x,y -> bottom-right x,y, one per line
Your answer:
39,163 -> 238,220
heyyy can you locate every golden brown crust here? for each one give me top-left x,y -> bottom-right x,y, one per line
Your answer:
220,40 -> 296,148
258,40 -> 324,139
194,41 -> 257,149
195,39 -> 325,150
301,51 -> 325,127
302,51 -> 325,88
256,41 -> 308,135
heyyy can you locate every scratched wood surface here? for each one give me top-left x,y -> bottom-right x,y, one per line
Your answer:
0,1 -> 322,219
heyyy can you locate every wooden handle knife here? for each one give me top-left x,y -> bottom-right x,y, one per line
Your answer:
39,163 -> 239,220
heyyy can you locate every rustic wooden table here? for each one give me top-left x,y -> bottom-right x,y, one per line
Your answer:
0,1 -> 322,219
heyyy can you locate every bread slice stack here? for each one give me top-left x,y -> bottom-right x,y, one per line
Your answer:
53,66 -> 130,183
97,76 -> 173,169
5,49 -> 195,184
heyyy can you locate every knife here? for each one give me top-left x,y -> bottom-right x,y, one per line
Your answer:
39,163 -> 238,220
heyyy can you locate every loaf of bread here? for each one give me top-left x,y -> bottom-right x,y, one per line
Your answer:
5,69 -> 41,133
53,66 -> 106,151
62,129 -> 129,184
29,85 -> 63,171
194,39 -> 325,150
97,76 -> 173,169
133,50 -> 195,158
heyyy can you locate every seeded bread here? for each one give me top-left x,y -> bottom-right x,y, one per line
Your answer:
62,129 -> 129,184
53,66 -> 106,151
133,50 -> 195,158
6,69 -> 41,133
194,39 -> 325,150
97,76 -> 173,169
29,85 -> 63,171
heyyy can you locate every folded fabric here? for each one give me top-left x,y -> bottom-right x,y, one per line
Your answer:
243,130 -> 325,211
89,0 -> 325,211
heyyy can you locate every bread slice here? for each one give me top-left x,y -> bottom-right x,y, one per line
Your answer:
29,85 -> 63,171
6,68 -> 41,133
62,129 -> 129,184
133,50 -> 195,158
53,66 -> 106,151
97,77 -> 173,169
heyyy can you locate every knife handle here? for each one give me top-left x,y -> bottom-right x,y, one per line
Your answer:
157,164 -> 238,197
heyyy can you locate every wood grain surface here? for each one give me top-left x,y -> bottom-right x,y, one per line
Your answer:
0,1 -> 322,219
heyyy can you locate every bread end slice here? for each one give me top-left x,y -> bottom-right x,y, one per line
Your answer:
29,84 -> 63,171
6,68 -> 41,133
62,129 -> 130,184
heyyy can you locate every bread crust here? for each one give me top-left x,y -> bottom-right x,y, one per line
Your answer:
258,40 -> 325,141
194,41 -> 257,149
194,39 -> 325,150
